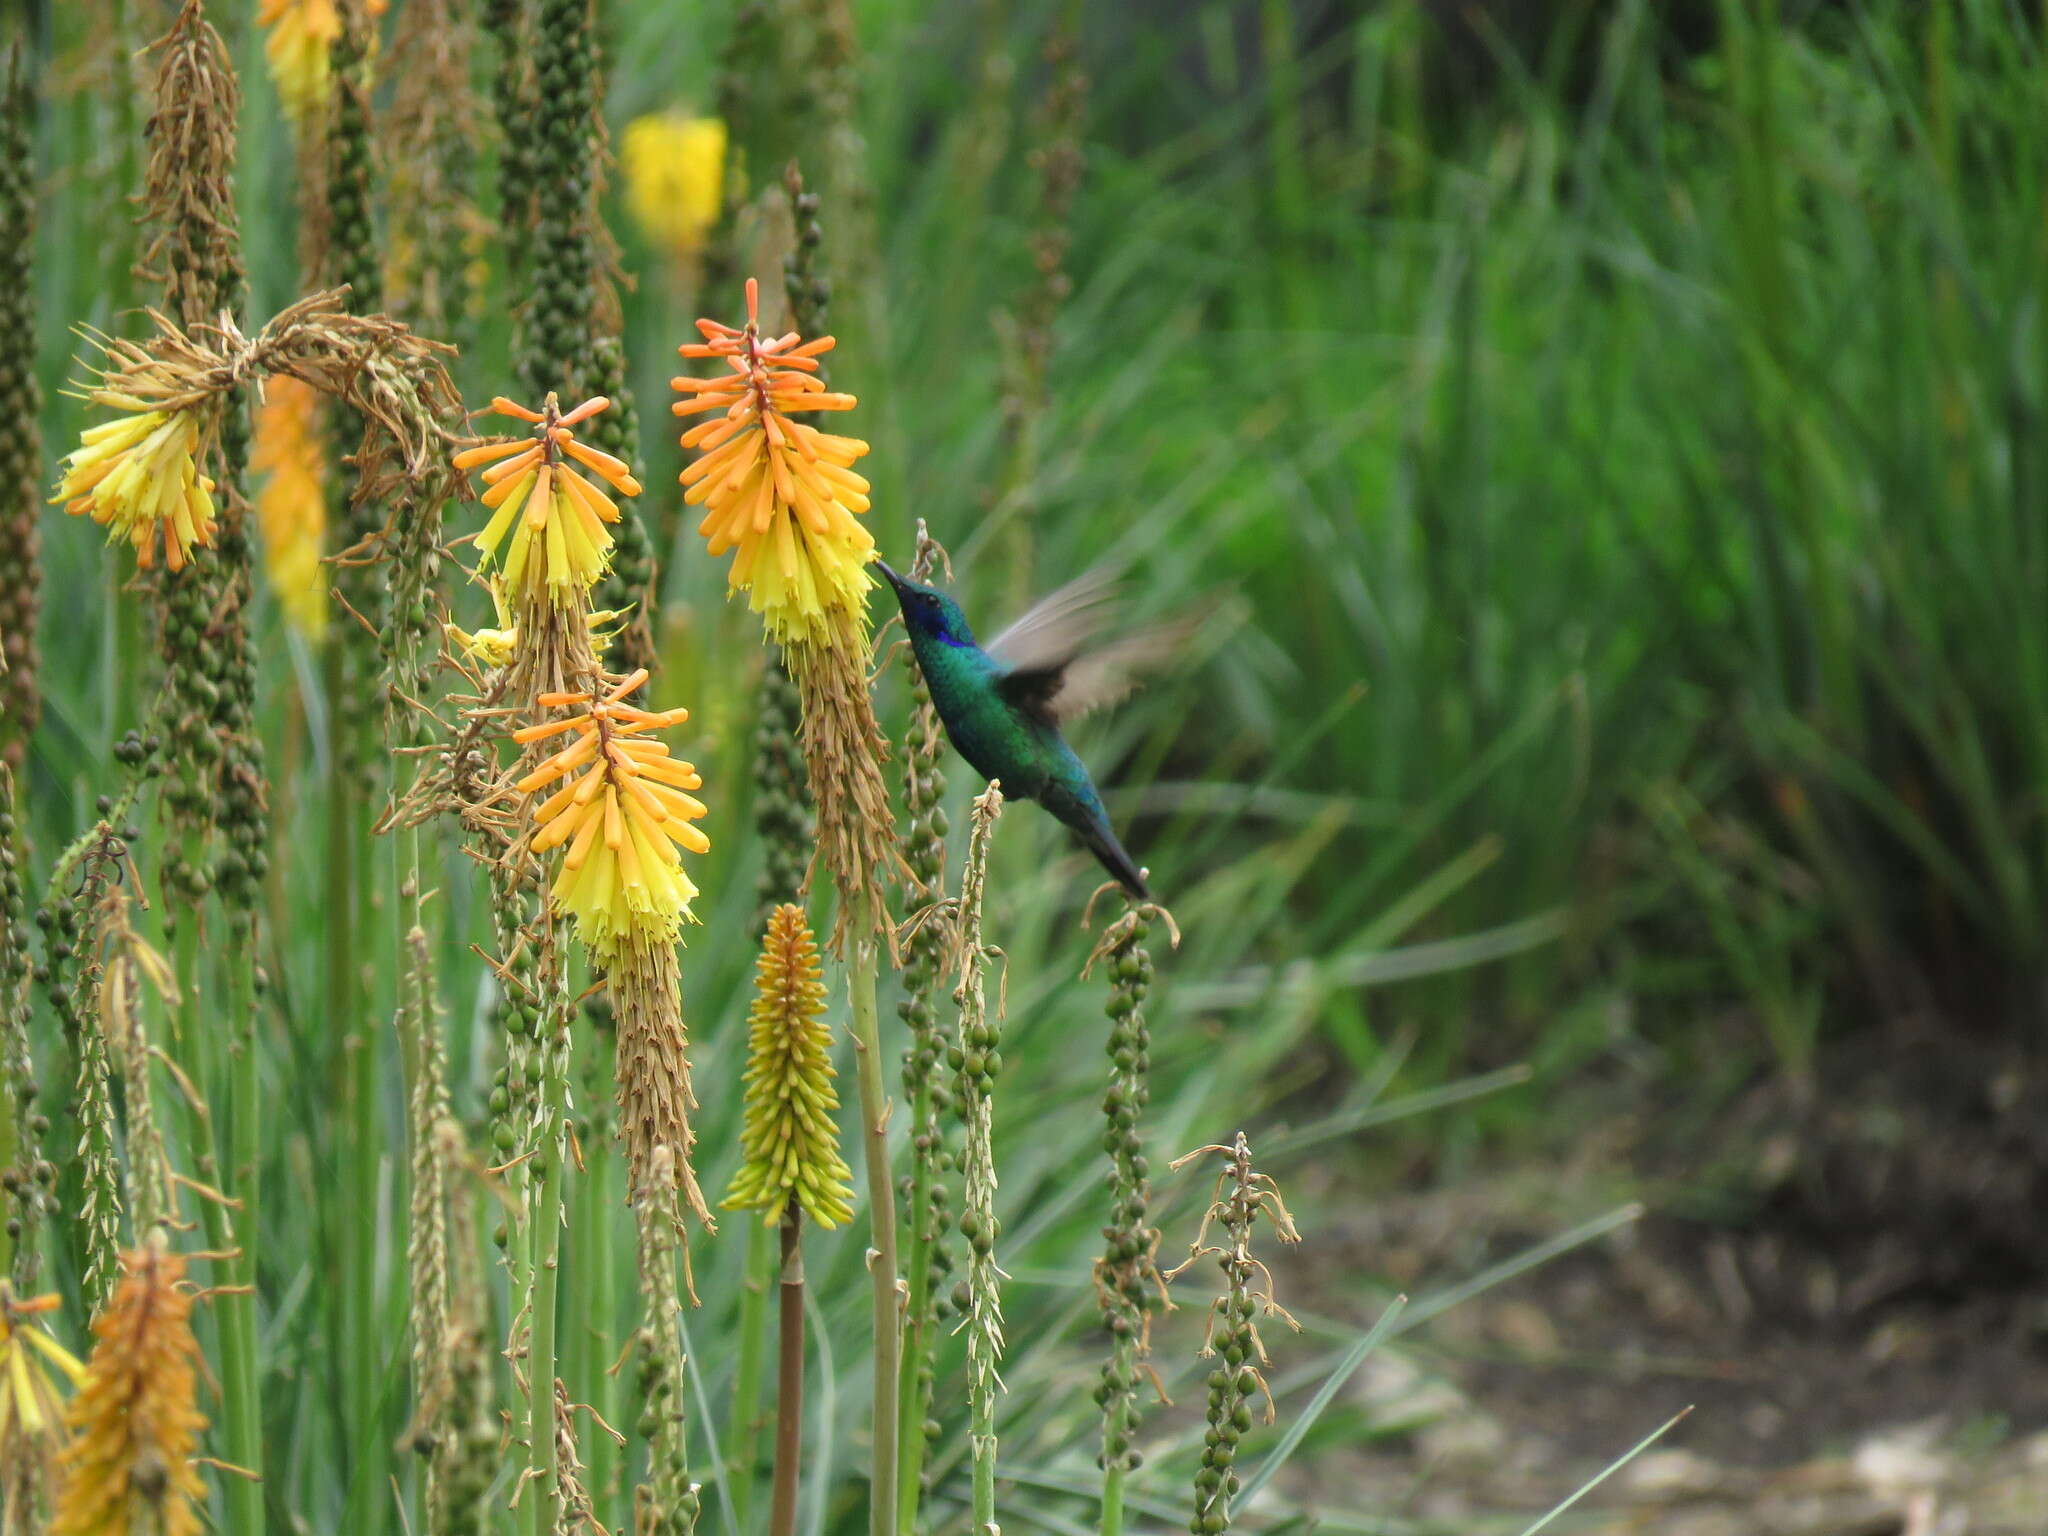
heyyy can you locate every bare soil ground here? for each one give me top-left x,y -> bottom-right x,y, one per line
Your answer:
1281,1039 -> 2048,1533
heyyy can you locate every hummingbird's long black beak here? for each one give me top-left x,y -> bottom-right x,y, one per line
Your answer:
873,558 -> 911,596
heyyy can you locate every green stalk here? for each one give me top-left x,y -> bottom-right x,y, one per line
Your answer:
848,938 -> 898,1536
728,1213 -> 775,1528
892,1066 -> 934,1536
225,915 -> 263,1510
1100,1443 -> 1126,1536
528,999 -> 570,1536
771,1206 -> 805,1536
169,847 -> 263,1536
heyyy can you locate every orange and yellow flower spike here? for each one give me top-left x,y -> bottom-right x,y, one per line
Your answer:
251,377 -> 329,640
457,393 -> 642,609
52,400 -> 218,573
512,668 -> 711,955
674,278 -> 876,645
0,1283 -> 85,1465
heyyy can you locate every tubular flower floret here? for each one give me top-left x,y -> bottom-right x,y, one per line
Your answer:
623,113 -> 727,259
675,277 -> 875,646
0,1282 -> 86,1468
457,393 -> 641,609
251,376 -> 329,640
513,668 -> 710,955
722,903 -> 856,1228
52,396 -> 217,573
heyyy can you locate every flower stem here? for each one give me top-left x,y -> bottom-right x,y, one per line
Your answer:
849,937 -> 899,1536
771,1205 -> 806,1536
170,852 -> 263,1536
529,1001 -> 569,1536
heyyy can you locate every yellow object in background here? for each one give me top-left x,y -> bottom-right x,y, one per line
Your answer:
622,114 -> 727,258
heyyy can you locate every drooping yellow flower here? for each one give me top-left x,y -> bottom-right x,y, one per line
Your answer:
52,399 -> 218,573
0,1282 -> 86,1470
722,903 -> 855,1229
675,277 -> 876,645
622,113 -> 727,258
257,0 -> 386,126
513,668 -> 710,955
457,394 -> 640,609
50,1242 -> 208,1536
251,376 -> 328,640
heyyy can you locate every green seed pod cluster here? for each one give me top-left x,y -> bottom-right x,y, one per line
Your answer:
0,769 -> 52,1282
1093,913 -> 1161,1475
899,518 -> 956,1425
632,1148 -> 701,1536
484,0 -> 539,278
1182,1133 -> 1298,1535
135,0 -> 266,910
587,332 -> 658,674
484,862 -> 544,1211
948,786 -> 1005,1462
750,651 -> 812,935
0,49 -> 40,766
36,828 -> 136,1313
514,0 -> 599,407
326,0 -> 389,773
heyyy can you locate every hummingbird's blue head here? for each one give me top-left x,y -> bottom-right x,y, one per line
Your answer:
875,560 -> 978,648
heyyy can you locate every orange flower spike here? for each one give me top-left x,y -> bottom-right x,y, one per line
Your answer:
457,392 -> 635,605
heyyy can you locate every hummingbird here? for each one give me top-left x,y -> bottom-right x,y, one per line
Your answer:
875,559 -> 1180,901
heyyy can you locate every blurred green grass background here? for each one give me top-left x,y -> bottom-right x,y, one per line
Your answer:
15,0 -> 2048,1527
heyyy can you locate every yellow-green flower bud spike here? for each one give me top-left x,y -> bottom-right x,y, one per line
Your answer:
722,904 -> 856,1228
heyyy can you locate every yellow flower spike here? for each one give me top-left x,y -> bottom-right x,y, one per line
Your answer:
675,278 -> 877,646
251,377 -> 329,640
457,393 -> 638,609
721,903 -> 856,1228
512,670 -> 710,956
257,0 -> 389,128
622,113 -> 727,259
52,399 -> 218,573
0,1282 -> 85,1470
50,1241 -> 209,1536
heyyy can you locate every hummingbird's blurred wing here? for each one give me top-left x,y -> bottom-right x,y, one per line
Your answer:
990,567 -> 1201,726
982,565 -> 1120,674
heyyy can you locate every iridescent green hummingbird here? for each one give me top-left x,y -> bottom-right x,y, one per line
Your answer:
875,559 -> 1176,900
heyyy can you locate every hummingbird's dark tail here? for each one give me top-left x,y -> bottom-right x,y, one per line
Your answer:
1078,817 -> 1151,903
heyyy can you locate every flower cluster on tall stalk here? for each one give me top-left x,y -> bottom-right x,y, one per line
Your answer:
623,113 -> 727,268
50,1237 -> 211,1536
678,265 -> 903,1534
1168,1134 -> 1302,1535
722,901 -> 853,1536
449,386 -> 712,1535
0,46 -> 41,764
